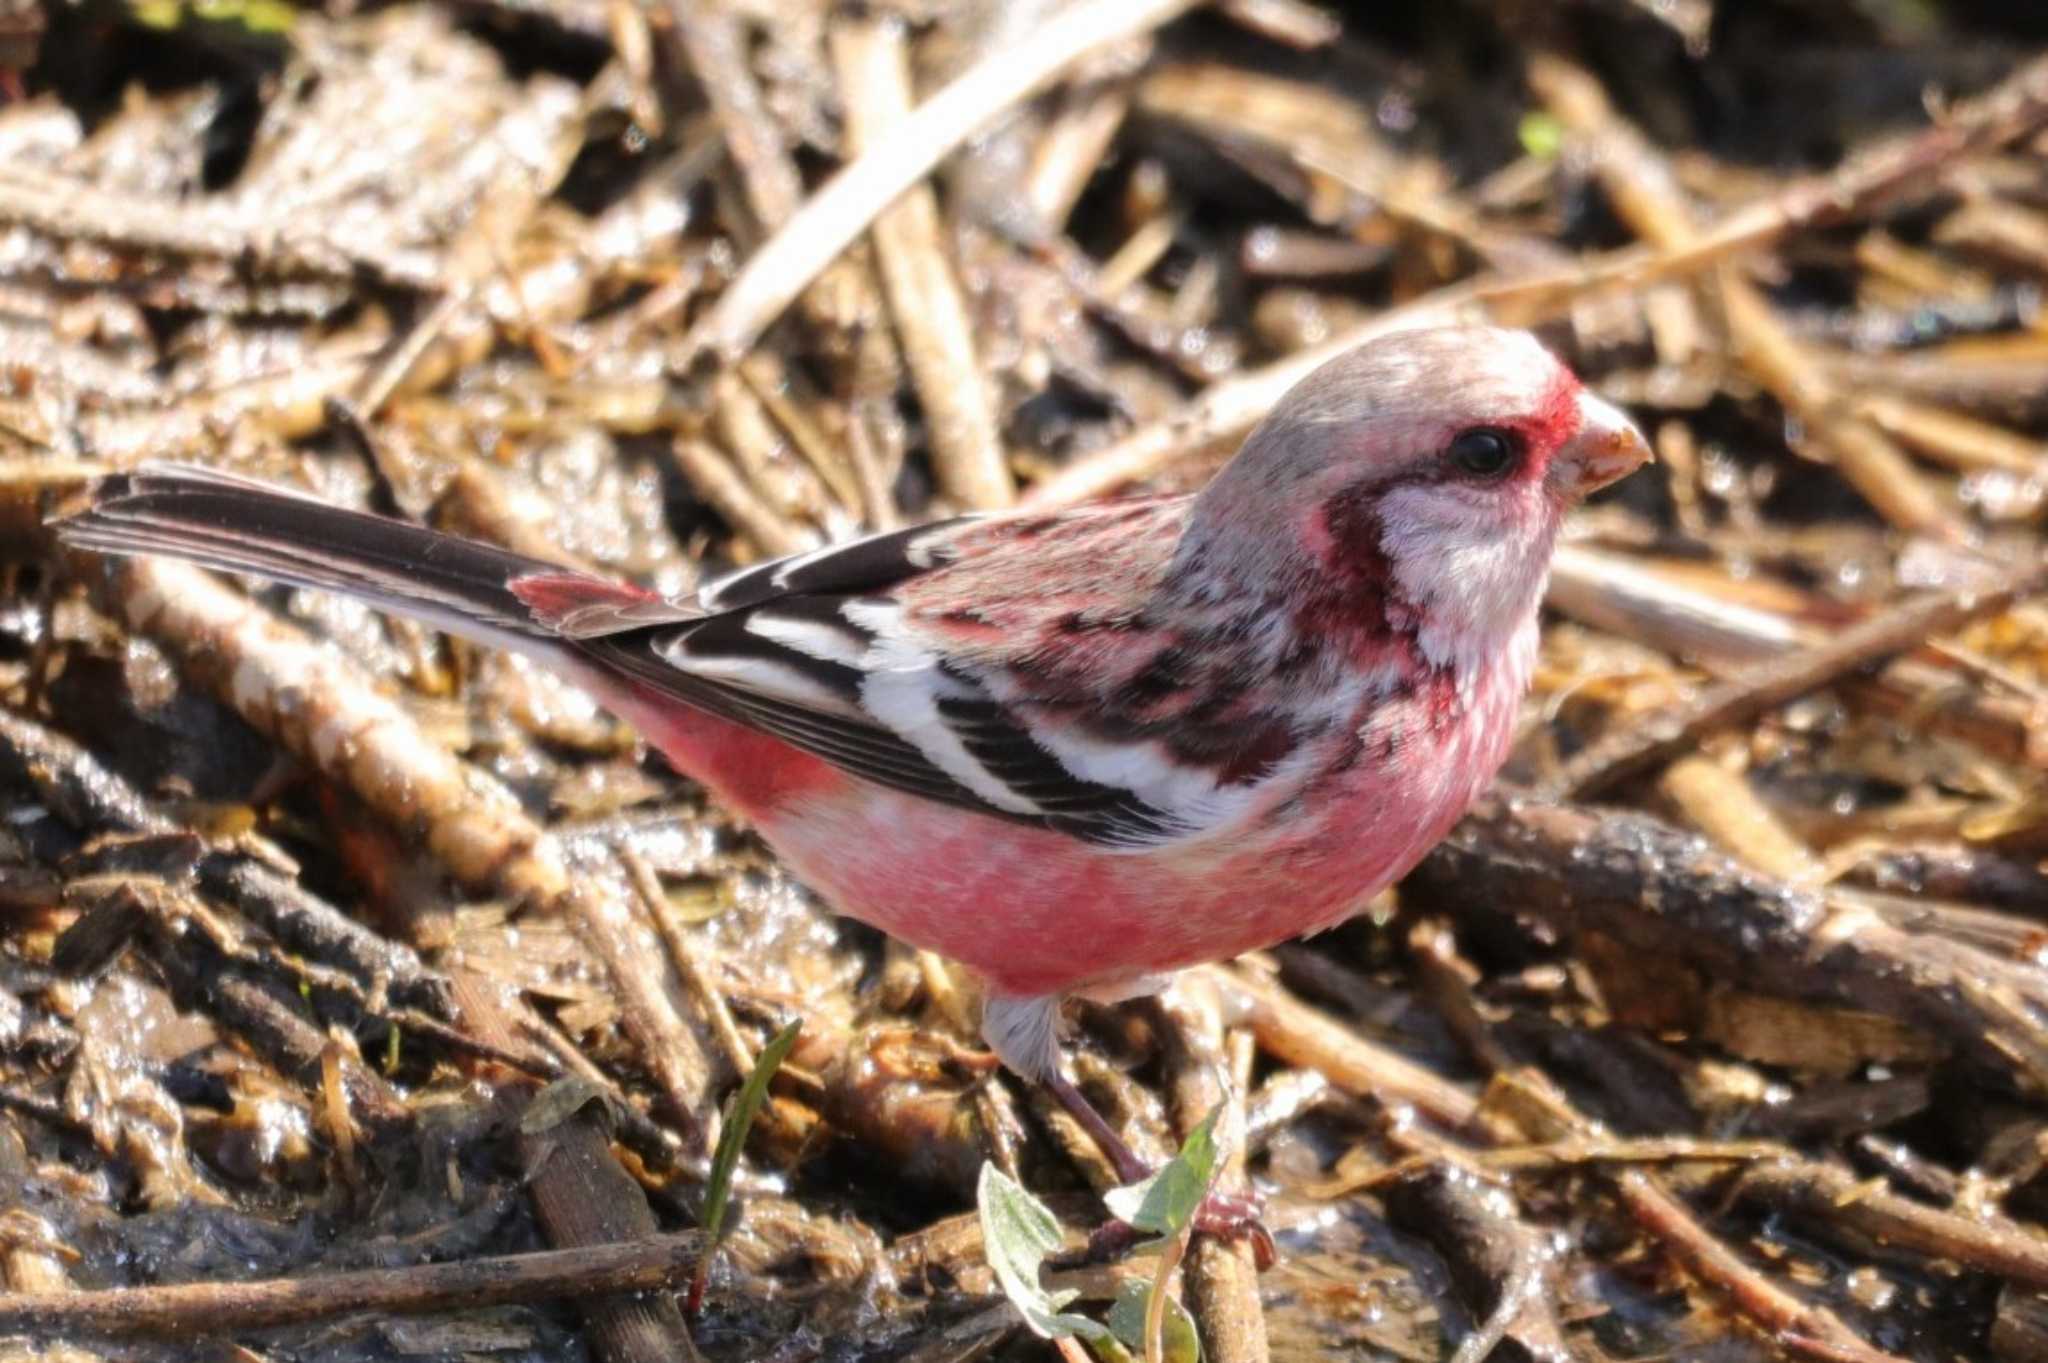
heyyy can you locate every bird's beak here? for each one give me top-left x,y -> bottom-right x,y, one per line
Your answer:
1551,391 -> 1652,499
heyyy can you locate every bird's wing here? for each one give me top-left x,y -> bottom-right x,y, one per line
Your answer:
588,497 -> 1334,850
62,466 -> 1335,850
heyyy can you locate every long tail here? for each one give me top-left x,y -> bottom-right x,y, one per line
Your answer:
55,464 -> 582,652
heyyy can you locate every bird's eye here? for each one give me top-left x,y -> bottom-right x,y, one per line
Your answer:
1448,428 -> 1518,479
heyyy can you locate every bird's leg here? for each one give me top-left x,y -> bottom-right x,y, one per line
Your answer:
985,994 -> 1276,1269
1042,1066 -> 1275,1269
1042,1067 -> 1151,1184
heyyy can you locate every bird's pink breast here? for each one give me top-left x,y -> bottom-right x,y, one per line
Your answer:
763,785 -> 1422,997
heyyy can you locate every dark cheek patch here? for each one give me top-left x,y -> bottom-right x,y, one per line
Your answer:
1293,482 -> 1403,644
1315,482 -> 1397,583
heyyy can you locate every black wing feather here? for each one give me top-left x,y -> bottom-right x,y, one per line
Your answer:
697,518 -> 977,611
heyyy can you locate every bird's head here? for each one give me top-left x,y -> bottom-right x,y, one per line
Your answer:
1180,326 -> 1651,676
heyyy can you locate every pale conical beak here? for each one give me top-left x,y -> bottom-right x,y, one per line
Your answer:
1552,391 -> 1652,498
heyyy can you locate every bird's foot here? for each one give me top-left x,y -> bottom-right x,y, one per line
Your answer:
1192,1187 -> 1269,1248
1062,1186 -> 1276,1271
1042,1068 -> 1277,1269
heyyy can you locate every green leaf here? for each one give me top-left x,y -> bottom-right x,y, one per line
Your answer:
1102,1109 -> 1222,1237
976,1163 -> 1109,1341
689,1018 -> 802,1316
701,1019 -> 801,1246
1109,1278 -> 1202,1363
1518,112 -> 1564,160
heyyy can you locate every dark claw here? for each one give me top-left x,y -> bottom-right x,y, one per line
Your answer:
1191,1189 -> 1278,1271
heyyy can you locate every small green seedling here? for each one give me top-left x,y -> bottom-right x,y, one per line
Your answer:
688,1018 -> 802,1316
977,1162 -> 1113,1344
1110,1277 -> 1200,1363
978,1107 -> 1222,1363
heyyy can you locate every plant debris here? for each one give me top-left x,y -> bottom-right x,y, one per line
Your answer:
2,3 -> 2047,1362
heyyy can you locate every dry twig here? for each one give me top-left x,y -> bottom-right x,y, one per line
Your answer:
0,1232 -> 704,1336
1548,563 -> 2044,798
685,0 -> 1199,362
834,16 -> 1014,511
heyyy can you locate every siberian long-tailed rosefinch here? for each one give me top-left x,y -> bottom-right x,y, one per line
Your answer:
57,325 -> 1649,1248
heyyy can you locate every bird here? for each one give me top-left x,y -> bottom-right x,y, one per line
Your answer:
56,324 -> 1649,1254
